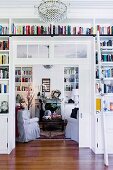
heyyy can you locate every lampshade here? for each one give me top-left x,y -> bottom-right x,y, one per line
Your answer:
34,0 -> 67,23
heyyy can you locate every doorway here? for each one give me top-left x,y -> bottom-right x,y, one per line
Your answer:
12,38 -> 91,148
15,63 -> 90,146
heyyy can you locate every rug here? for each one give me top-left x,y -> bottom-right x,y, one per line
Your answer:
40,129 -> 65,139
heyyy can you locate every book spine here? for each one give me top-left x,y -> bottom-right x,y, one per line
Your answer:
0,55 -> 2,64
0,25 -> 2,35
0,84 -> 1,93
4,84 -> 7,93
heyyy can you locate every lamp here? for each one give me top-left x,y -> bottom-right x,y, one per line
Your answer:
71,89 -> 79,106
34,0 -> 67,23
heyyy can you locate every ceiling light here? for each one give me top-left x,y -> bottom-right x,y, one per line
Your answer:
34,0 -> 67,23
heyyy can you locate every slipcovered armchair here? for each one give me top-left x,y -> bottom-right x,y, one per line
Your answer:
65,108 -> 79,142
17,109 -> 40,142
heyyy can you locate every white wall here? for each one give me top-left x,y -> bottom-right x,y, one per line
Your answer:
33,65 -> 64,99
0,7 -> 113,19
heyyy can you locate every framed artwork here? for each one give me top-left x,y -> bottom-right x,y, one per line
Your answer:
42,78 -> 50,92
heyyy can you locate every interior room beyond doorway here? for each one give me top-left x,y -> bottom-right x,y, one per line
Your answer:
15,64 -> 79,142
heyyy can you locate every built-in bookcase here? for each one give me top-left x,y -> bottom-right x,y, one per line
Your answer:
11,18 -> 94,35
64,66 -> 79,103
0,36 -> 11,154
94,33 -> 113,155
0,38 -> 9,114
1,17 -> 113,156
15,66 -> 32,95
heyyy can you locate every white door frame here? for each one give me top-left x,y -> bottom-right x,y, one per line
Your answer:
12,37 -> 92,149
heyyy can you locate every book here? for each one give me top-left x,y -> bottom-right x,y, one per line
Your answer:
0,25 -> 2,34
0,54 -> 2,64
96,98 -> 101,111
4,84 -> 7,93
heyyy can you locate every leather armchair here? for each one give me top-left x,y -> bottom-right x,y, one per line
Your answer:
17,109 -> 40,142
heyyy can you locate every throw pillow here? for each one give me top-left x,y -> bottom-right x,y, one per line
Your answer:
70,108 -> 79,119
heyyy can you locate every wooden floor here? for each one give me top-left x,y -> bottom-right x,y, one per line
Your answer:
0,140 -> 113,170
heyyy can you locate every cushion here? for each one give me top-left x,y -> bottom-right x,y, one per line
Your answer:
70,108 -> 79,119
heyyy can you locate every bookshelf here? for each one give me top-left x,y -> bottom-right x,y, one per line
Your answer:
15,66 -> 32,96
64,66 -> 79,103
11,18 -> 94,36
0,38 -> 9,114
1,17 -> 113,156
0,37 -> 10,154
2,18 -> 113,37
94,32 -> 113,156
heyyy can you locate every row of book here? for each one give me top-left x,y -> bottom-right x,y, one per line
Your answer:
0,40 -> 9,50
15,69 -> 32,76
100,40 -> 113,47
1,24 -> 113,35
102,67 -> 113,78
22,70 -> 32,75
101,54 -> 113,62
11,24 -> 93,35
104,84 -> 113,93
96,65 -> 113,79
97,25 -> 113,35
10,24 -> 113,35
64,67 -> 78,74
0,54 -> 9,64
15,77 -> 32,82
0,25 -> 9,35
15,86 -> 32,91
65,84 -> 79,91
0,83 -> 8,93
0,68 -> 9,79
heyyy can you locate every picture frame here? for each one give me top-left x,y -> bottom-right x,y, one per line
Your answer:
42,78 -> 50,92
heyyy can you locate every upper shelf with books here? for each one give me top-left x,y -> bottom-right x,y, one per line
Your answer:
2,18 -> 113,36
11,18 -> 94,36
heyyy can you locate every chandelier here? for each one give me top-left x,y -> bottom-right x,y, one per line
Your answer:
35,0 -> 67,23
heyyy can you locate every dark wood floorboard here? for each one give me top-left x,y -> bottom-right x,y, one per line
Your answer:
0,140 -> 113,170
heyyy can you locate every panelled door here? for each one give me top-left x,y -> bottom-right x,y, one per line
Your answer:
0,116 -> 8,153
79,65 -> 91,147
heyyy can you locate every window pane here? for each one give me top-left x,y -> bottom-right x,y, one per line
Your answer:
54,44 -> 77,58
17,45 -> 27,58
28,45 -> 38,58
54,44 -> 87,58
39,45 -> 49,58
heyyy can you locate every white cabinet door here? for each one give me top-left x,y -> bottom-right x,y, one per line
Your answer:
79,66 -> 90,147
0,116 -> 8,153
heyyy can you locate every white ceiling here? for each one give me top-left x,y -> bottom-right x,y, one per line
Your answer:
1,0 -> 113,8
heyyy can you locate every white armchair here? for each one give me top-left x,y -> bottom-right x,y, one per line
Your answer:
65,109 -> 79,142
17,109 -> 40,142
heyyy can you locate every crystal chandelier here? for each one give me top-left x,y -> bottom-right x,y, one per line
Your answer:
35,0 -> 67,23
